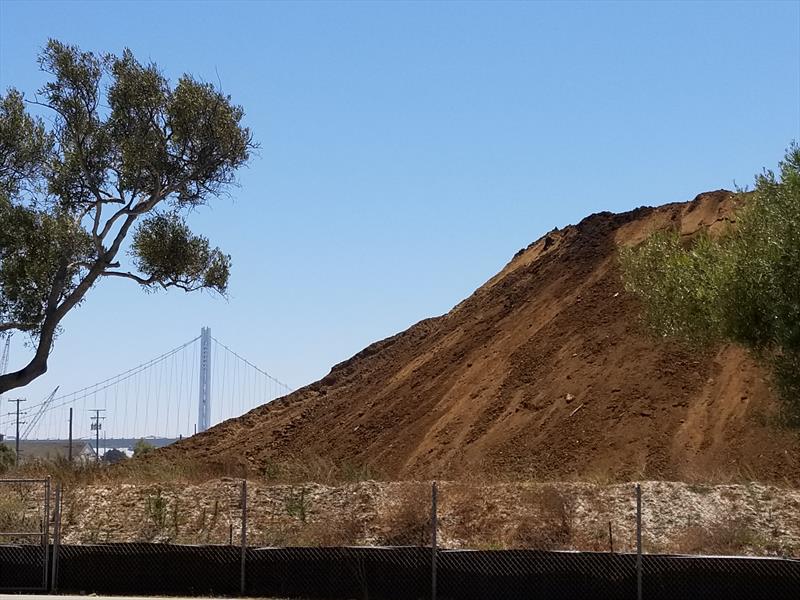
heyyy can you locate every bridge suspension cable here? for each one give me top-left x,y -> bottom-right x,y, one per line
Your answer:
34,335 -> 202,415
211,337 -> 291,393
0,328 -> 292,443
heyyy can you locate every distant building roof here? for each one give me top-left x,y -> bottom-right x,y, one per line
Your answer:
1,440 -> 95,462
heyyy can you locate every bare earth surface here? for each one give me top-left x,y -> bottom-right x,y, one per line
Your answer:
160,190 -> 799,484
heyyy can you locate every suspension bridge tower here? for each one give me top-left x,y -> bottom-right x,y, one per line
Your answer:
197,326 -> 212,432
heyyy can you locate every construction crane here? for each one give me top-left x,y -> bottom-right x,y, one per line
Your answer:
22,386 -> 59,439
0,334 -> 10,377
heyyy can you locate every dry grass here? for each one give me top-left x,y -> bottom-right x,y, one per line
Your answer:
5,465 -> 799,557
257,453 -> 384,486
441,483 -> 508,549
294,513 -> 365,547
247,483 -> 370,547
4,452 -> 385,489
6,456 -> 242,487
511,485 -> 576,550
374,483 -> 431,546
0,480 -> 44,543
672,518 -> 763,555
0,493 -> 27,532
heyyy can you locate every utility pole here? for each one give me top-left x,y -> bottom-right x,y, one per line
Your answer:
68,407 -> 73,462
89,409 -> 106,460
7,398 -> 26,467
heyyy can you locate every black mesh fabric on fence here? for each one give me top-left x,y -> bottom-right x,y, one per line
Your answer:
56,544 -> 241,596
53,544 -> 431,598
247,546 -> 430,599
0,544 -> 47,591
643,553 -> 800,600
4,543 -> 797,599
438,550 -> 800,600
438,549 -> 638,600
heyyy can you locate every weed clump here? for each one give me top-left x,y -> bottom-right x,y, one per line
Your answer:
512,485 -> 576,550
375,484 -> 431,546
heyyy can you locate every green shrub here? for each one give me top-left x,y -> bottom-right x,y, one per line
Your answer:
133,439 -> 156,457
620,144 -> 800,423
0,444 -> 15,473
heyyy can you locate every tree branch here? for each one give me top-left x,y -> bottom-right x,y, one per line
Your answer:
102,271 -> 205,292
97,202 -> 133,241
0,322 -> 36,333
67,259 -> 117,270
26,97 -> 67,120
102,271 -> 203,292
0,264 -> 69,394
102,270 -> 157,285
163,281 -> 204,292
91,200 -> 104,253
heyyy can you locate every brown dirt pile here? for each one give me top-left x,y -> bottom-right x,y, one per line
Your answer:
163,190 -> 800,483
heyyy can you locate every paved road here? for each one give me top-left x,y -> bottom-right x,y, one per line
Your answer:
0,594 -> 281,600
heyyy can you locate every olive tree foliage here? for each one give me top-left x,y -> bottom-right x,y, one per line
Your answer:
133,438 -> 156,458
0,40 -> 253,394
620,145 -> 800,422
0,444 -> 15,473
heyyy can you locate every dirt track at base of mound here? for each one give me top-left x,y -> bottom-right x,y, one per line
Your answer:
162,190 -> 800,483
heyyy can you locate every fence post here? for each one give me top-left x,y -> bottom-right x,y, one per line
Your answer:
431,481 -> 438,600
636,483 -> 642,600
51,483 -> 62,593
240,479 -> 247,596
43,476 -> 51,591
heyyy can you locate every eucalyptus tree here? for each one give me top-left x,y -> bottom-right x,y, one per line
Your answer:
0,40 -> 253,394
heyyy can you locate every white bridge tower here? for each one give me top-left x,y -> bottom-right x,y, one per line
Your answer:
197,326 -> 212,433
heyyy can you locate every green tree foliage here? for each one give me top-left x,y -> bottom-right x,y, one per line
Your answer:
620,145 -> 800,422
102,448 -> 128,464
133,438 -> 156,458
0,40 -> 253,394
0,443 -> 15,473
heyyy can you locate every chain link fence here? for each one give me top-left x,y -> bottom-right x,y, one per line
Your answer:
0,478 -> 51,591
1,477 -> 799,598
34,543 -> 800,599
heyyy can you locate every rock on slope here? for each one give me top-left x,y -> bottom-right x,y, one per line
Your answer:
165,190 -> 800,483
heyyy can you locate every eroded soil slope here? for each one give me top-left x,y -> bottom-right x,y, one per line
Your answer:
164,190 -> 800,483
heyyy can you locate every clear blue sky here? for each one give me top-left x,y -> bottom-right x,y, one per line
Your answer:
1,1 -> 799,434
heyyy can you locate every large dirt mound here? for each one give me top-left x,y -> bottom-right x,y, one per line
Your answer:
165,190 -> 799,483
